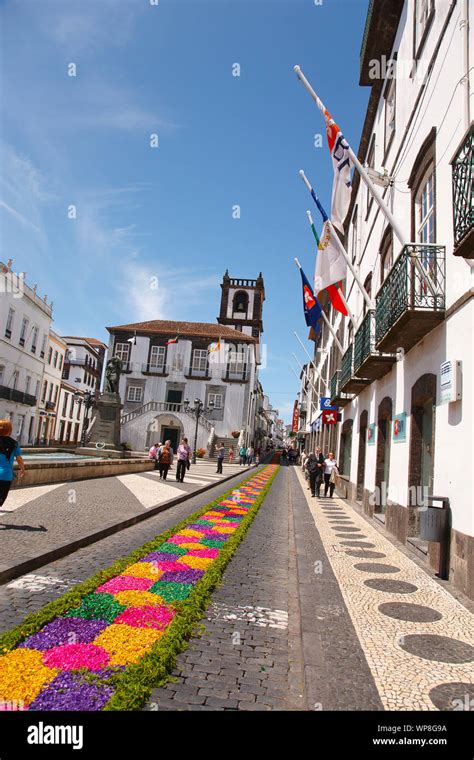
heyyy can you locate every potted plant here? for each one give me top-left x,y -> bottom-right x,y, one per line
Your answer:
196,448 -> 206,458
231,431 -> 240,439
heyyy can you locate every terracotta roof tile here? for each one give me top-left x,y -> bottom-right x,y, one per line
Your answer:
106,319 -> 257,343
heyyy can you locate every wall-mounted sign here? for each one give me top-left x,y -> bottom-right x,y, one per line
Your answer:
393,412 -> 407,443
367,423 -> 376,445
319,397 -> 338,411
322,409 -> 337,425
440,360 -> 462,404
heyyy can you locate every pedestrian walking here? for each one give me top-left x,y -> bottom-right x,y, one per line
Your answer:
323,452 -> 339,498
246,445 -> 254,465
228,446 -> 234,464
0,419 -> 25,507
149,441 -> 161,470
305,446 -> 325,497
176,437 -> 191,482
239,445 -> 247,466
215,443 -> 225,474
158,440 -> 173,480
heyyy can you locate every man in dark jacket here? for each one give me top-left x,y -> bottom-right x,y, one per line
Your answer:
305,446 -> 325,497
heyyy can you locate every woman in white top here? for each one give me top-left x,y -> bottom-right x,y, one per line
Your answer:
323,452 -> 338,498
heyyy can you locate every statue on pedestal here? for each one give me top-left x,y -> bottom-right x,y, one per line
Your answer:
105,356 -> 122,394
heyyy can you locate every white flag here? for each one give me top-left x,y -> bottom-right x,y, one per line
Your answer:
324,109 -> 352,232
314,221 -> 347,293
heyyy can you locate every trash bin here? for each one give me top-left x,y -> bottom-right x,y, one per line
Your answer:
420,506 -> 448,542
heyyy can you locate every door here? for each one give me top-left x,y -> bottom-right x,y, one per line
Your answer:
166,390 -> 182,412
161,427 -> 179,452
420,399 -> 433,494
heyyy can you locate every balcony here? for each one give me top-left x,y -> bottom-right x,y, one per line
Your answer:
353,310 -> 396,381
375,244 -> 445,352
451,124 -> 473,259
185,365 -> 211,380
339,344 -> 371,395
141,363 -> 169,376
0,385 -> 36,406
329,370 -> 351,407
45,400 -> 56,411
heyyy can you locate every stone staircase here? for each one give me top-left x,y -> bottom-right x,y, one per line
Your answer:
208,436 -> 239,459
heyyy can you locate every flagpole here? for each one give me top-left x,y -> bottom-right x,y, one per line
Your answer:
292,354 -> 321,399
294,65 -> 439,300
294,331 -> 331,394
292,349 -> 329,395
304,214 -> 353,344
295,257 -> 344,354
291,365 -> 318,421
300,170 -> 373,316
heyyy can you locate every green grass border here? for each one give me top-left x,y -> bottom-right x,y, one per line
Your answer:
0,465 -> 278,666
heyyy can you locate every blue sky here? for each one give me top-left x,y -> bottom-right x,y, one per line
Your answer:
0,0 -> 370,422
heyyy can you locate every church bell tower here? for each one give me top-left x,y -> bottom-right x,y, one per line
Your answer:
217,271 -> 265,343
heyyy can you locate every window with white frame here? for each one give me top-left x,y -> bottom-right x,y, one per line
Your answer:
19,317 -> 29,345
150,345 -> 166,368
48,346 -> 53,364
384,76 -> 396,153
114,342 -> 130,364
208,392 -> 223,409
53,350 -> 58,368
25,376 -> 31,395
380,230 -> 393,285
416,168 -> 435,244
31,326 -> 38,353
12,371 -> 19,390
228,351 -> 245,373
5,307 -> 14,337
40,333 -> 47,357
415,0 -> 433,55
0,365 -> 4,385
192,349 -> 208,372
127,386 -> 143,403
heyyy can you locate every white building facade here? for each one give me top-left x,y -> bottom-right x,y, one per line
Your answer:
0,261 -> 53,445
304,0 -> 473,597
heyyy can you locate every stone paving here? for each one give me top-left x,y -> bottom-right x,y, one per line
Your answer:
0,460 -> 251,581
294,467 -> 474,711
143,464 -> 382,711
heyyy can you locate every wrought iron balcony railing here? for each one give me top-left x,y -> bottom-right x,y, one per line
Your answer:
451,124 -> 473,258
339,343 -> 371,395
141,363 -> 169,375
354,310 -> 396,380
329,370 -> 351,407
375,243 -> 445,353
0,385 -> 37,406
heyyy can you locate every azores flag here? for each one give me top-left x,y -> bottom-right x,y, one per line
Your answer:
300,266 -> 322,335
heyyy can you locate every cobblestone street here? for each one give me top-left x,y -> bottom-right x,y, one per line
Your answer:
2,462 -> 471,712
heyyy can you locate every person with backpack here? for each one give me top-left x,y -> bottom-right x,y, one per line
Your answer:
239,445 -> 247,466
0,419 -> 25,507
176,437 -> 191,482
305,446 -> 325,498
158,440 -> 173,480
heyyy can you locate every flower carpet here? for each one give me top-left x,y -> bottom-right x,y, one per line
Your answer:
0,465 -> 277,711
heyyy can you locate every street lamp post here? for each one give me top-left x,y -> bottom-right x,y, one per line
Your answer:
184,397 -> 214,464
74,390 -> 94,447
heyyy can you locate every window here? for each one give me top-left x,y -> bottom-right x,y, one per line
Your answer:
69,396 -> 74,418
35,380 -> 40,400
41,381 -> 47,402
414,0 -> 434,57
365,137 -> 375,218
114,342 -> 130,364
351,206 -> 358,263
208,393 -> 223,409
25,376 -> 31,395
127,386 -> 143,403
53,350 -> 58,368
48,382 -> 54,402
363,274 -> 372,317
5,307 -> 14,338
62,393 -> 68,416
379,228 -> 394,285
59,354 -> 63,370
12,371 -> 19,390
150,345 -> 166,369
54,385 -> 59,403
40,333 -> 46,358
0,365 -> 4,385
48,346 -> 53,364
31,326 -> 38,353
416,169 -> 435,244
384,76 -> 396,155
192,349 -> 208,372
232,291 -> 249,316
19,317 -> 29,346
76,399 -> 81,419
228,351 -> 245,374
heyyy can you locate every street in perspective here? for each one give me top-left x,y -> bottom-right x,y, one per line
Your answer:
0,0 -> 473,754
